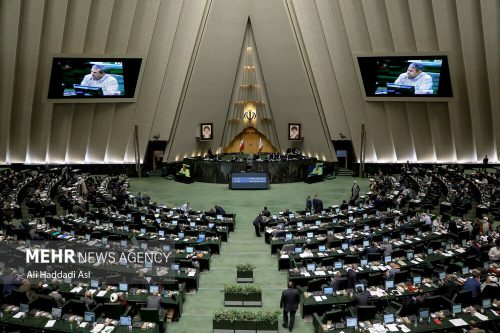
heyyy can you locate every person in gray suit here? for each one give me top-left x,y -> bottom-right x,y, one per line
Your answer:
280,281 -> 300,332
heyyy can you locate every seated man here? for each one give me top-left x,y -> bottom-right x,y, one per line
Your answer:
80,64 -> 119,96
394,62 -> 433,95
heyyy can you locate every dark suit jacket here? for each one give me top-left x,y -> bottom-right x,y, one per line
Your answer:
347,268 -> 358,289
353,290 -> 371,307
280,288 -> 300,312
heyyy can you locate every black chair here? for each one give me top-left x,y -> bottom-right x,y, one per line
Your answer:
140,308 -> 160,322
8,289 -> 28,306
62,299 -> 89,316
393,271 -> 410,284
322,309 -> 344,323
481,285 -> 500,299
307,278 -> 326,292
421,295 -> 452,312
355,305 -> 377,321
31,294 -> 57,310
103,302 -> 124,320
367,253 -> 381,262
453,290 -> 474,307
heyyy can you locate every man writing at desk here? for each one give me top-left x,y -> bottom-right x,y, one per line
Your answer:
80,64 -> 119,95
394,62 -> 433,95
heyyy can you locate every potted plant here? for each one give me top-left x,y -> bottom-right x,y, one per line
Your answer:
224,284 -> 244,306
213,309 -> 236,332
224,284 -> 262,307
242,284 -> 262,307
236,263 -> 255,283
233,310 -> 257,332
256,310 -> 280,332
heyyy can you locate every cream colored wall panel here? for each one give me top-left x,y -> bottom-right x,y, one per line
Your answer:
83,0 -> 117,162
428,103 -> 454,161
408,0 -> 439,51
384,0 -> 416,52
364,104 -> 396,162
457,0 -> 493,161
60,0 -> 93,163
47,106 -> 73,163
28,0 -> 69,163
60,0 -> 92,53
385,103 -> 414,162
146,0 -> 209,163
0,0 -> 21,163
9,0 -> 45,163
148,0 -> 202,144
407,103 -> 436,162
338,0 -> 377,161
359,0 -> 397,160
481,0 -> 500,161
431,0 -> 474,161
162,0 -> 244,162
384,0 -> 417,161
96,0 -> 137,162
66,105 -> 95,163
291,0 -> 349,140
361,0 -> 394,52
107,0 -> 161,162
250,0 -> 335,159
316,0 -> 375,161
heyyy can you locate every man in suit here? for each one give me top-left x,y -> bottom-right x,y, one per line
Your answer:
351,181 -> 360,205
253,214 -> 262,237
346,264 -> 359,289
280,281 -> 300,332
351,286 -> 371,313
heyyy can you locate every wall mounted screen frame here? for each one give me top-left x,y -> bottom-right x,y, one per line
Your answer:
45,54 -> 145,103
353,52 -> 454,102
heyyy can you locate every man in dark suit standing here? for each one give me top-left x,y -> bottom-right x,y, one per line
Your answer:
280,281 -> 300,332
346,264 -> 359,290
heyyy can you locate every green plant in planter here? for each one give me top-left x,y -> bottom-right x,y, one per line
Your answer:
214,309 -> 243,322
224,284 -> 261,295
236,263 -> 256,272
256,310 -> 280,323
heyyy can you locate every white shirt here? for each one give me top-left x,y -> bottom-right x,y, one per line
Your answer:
488,246 -> 500,261
81,74 -> 119,95
394,72 -> 433,94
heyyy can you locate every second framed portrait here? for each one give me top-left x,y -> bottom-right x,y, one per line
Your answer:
288,123 -> 301,140
200,123 -> 213,140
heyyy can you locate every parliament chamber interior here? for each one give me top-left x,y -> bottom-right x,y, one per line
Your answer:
0,1 -> 499,333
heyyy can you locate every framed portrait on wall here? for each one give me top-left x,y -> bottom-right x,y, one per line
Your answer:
288,123 -> 301,140
200,123 -> 213,140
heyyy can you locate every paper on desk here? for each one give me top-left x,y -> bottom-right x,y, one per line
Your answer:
302,272 -> 310,277
398,324 -> 411,332
188,271 -> 196,277
386,323 -> 399,332
71,286 -> 83,293
314,271 -> 326,276
337,249 -> 344,254
91,323 -> 105,333
314,296 -> 323,302
45,320 -> 56,328
415,258 -> 423,262
281,255 -> 289,259
321,296 -> 327,300
449,318 -> 468,326
474,312 -> 488,321
491,309 -> 499,316
411,260 -> 419,264
12,312 -> 24,319
373,323 -> 386,332
96,290 -> 107,297
456,248 -> 466,253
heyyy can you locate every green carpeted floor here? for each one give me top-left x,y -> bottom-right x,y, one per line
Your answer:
129,176 -> 370,333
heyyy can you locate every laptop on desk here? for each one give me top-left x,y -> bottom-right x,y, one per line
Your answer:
73,84 -> 103,97
386,83 -> 415,96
